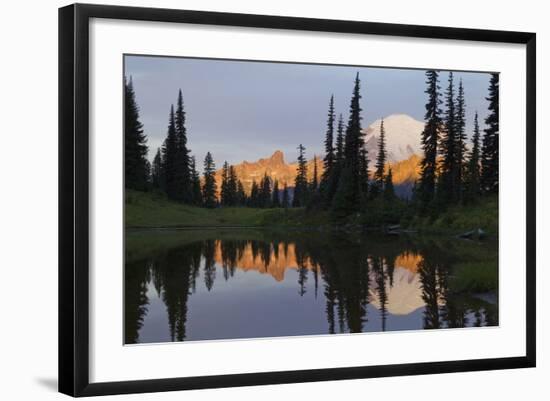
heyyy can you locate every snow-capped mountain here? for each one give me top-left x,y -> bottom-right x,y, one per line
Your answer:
210,114 -> 425,199
363,114 -> 424,163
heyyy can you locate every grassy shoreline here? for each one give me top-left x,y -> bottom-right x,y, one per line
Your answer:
125,189 -> 498,237
126,223 -> 498,294
125,189 -> 498,294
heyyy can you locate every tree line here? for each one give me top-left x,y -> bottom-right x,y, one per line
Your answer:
290,74 -> 398,218
125,69 -> 498,218
125,77 -> 294,209
416,71 -> 499,214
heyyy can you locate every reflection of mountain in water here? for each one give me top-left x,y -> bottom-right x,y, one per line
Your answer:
213,241 -> 314,282
369,267 -> 424,316
212,240 -> 426,315
125,231 -> 498,344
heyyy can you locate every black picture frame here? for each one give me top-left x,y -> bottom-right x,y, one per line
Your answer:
59,3 -> 536,397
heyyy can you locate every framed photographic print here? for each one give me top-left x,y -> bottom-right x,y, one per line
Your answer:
58,3 -> 536,397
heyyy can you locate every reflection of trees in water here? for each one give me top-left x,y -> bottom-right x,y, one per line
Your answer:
295,244 -> 309,296
203,239 -> 216,292
219,239 -> 247,280
371,256 -> 388,331
416,239 -> 498,330
305,235 -> 372,333
312,236 -> 403,333
124,259 -> 151,344
124,233 -> 499,343
418,254 -> 441,329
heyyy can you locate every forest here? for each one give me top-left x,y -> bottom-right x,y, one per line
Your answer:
125,69 -> 498,226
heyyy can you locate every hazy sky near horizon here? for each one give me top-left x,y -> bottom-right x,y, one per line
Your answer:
125,55 -> 493,168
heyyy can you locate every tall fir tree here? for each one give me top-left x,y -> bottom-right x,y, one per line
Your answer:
438,71 -> 459,204
220,161 -> 230,206
480,73 -> 499,194
371,118 -> 387,198
293,144 -> 309,207
228,166 -> 238,206
333,73 -> 364,216
259,173 -> 272,208
174,89 -> 192,202
272,180 -> 281,207
455,79 -> 467,201
189,156 -> 202,206
464,112 -> 481,202
320,95 -> 335,198
202,152 -> 217,208
311,155 -> 319,192
309,155 -> 323,209
383,167 -> 396,201
418,70 -> 442,208
162,105 -> 178,199
359,147 -> 369,204
324,113 -> 346,208
151,147 -> 163,189
410,180 -> 419,206
282,183 -> 290,208
335,113 -> 345,164
236,180 -> 246,206
144,160 -> 152,187
249,180 -> 259,208
124,77 -> 149,191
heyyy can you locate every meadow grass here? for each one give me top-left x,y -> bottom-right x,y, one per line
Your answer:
407,196 -> 498,236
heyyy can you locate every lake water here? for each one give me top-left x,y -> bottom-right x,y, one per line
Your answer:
125,229 -> 498,344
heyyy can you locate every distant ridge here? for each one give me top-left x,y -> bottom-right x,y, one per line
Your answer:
213,150 -> 322,195
213,114 -> 424,197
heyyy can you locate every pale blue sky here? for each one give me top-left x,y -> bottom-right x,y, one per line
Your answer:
125,55 -> 493,168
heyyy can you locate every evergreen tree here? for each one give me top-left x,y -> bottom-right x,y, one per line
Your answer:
438,72 -> 460,204
249,180 -> 259,208
410,180 -> 419,205
418,70 -> 442,208
324,113 -> 346,208
228,166 -> 238,206
202,152 -> 217,208
151,147 -> 163,189
236,180 -> 246,206
309,155 -> 323,209
174,89 -> 191,202
293,144 -> 309,207
190,156 -> 202,206
333,74 -> 364,215
320,95 -> 335,198
455,79 -> 467,201
144,159 -> 152,188
282,183 -> 290,208
464,112 -> 482,202
259,173 -> 272,208
272,180 -> 281,207
383,167 -> 396,201
124,77 -> 149,191
371,118 -> 387,198
359,147 -> 369,204
220,161 -> 230,206
335,113 -> 345,164
480,73 -> 499,194
162,105 -> 178,199
311,155 -> 319,192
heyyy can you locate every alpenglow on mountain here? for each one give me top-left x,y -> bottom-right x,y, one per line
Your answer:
363,114 -> 424,163
213,114 -> 424,197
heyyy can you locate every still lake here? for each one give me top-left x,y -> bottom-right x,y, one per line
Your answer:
125,229 -> 498,344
